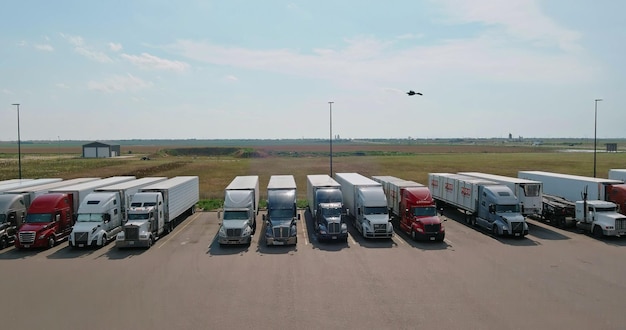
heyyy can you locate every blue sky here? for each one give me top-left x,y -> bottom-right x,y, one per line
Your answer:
1,0 -> 624,141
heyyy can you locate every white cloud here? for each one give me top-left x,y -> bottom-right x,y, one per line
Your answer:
34,44 -> 54,52
61,33 -> 84,46
109,42 -> 123,52
55,83 -> 70,89
61,33 -> 113,63
87,74 -> 153,93
435,0 -> 582,52
2,89 -> 13,95
224,75 -> 238,82
120,53 -> 189,72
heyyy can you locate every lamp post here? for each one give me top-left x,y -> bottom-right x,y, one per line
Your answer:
329,101 -> 334,177
12,103 -> 22,179
593,98 -> 603,178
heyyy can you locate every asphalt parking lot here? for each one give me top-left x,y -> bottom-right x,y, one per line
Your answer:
1,209 -> 625,330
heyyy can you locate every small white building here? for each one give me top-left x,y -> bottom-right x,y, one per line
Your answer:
82,142 -> 121,158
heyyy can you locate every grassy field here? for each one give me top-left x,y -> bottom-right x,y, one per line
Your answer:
1,142 -> 625,209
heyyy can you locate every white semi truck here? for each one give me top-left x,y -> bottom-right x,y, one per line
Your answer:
116,176 -> 199,248
263,175 -> 299,246
429,173 -> 528,237
459,172 -> 542,217
518,171 -> 626,237
69,177 -> 167,248
335,172 -> 393,239
306,174 -> 347,242
218,175 -> 259,246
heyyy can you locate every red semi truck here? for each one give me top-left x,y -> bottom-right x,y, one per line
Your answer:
372,176 -> 445,242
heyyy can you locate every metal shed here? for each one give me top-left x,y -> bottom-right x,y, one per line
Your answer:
82,142 -> 121,158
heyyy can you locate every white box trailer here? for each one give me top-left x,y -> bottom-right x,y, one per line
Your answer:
3,178 -> 100,207
608,169 -> 626,183
95,177 -> 168,221
139,176 -> 199,225
264,175 -> 299,246
335,173 -> 392,238
459,172 -> 543,216
517,171 -> 623,202
49,176 -> 137,213
306,174 -> 342,218
0,178 -> 63,193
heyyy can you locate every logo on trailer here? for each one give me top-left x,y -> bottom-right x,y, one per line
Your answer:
461,187 -> 471,197
445,183 -> 453,192
431,179 -> 438,188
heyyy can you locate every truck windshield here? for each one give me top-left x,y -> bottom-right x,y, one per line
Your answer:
25,213 -> 53,223
522,184 -> 541,197
223,211 -> 248,220
496,204 -> 520,213
413,206 -> 437,217
364,206 -> 387,215
128,213 -> 149,220
77,213 -> 104,222
269,209 -> 294,218
594,206 -> 618,212
321,207 -> 341,218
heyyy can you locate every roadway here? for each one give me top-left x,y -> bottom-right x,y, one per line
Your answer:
1,208 -> 625,330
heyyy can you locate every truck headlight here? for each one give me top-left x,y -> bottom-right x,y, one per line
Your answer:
218,227 -> 227,237
502,225 -> 508,231
139,234 -> 148,239
38,233 -> 46,240
341,223 -> 347,233
242,226 -> 252,237
606,226 -> 614,230
290,225 -> 297,236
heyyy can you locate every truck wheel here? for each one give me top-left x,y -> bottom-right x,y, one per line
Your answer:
0,236 -> 7,249
252,221 -> 257,235
47,236 -> 56,249
147,236 -> 154,248
471,217 -> 477,227
492,225 -> 499,237
411,230 -> 417,241
100,234 -> 107,247
593,225 -> 604,238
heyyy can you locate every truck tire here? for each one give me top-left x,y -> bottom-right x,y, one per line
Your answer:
411,230 -> 417,241
47,236 -> 56,249
100,234 -> 107,247
593,225 -> 604,238
492,225 -> 499,237
0,236 -> 7,249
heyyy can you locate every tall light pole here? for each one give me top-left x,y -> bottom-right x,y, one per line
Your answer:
593,98 -> 603,178
12,103 -> 22,179
329,101 -> 334,177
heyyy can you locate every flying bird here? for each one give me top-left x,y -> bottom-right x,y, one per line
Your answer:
407,90 -> 423,96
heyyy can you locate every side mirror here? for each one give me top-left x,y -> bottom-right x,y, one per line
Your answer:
104,214 -> 111,222
262,214 -> 266,221
297,214 -> 301,220
438,208 -> 444,216
217,211 -> 221,219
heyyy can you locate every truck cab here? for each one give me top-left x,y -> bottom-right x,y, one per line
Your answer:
219,189 -> 257,246
69,192 -> 123,248
0,195 -> 26,249
15,193 -> 74,249
264,189 -> 299,246
354,187 -> 393,238
313,188 -> 347,242
400,188 -> 444,241
575,200 -> 626,237
116,193 -> 164,248
476,185 -> 528,237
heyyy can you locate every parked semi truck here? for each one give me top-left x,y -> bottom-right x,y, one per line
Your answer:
217,175 -> 259,246
372,175 -> 445,241
263,175 -> 299,246
608,169 -> 626,182
459,172 -> 543,217
0,178 -> 99,249
335,173 -> 393,239
429,173 -> 528,237
15,176 -> 136,249
518,171 -> 626,236
69,177 -> 167,248
0,178 -> 63,193
116,176 -> 199,248
307,174 -> 347,242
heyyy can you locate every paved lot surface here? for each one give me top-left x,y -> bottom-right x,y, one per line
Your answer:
1,209 -> 625,330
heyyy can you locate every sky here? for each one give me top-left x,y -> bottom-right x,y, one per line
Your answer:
1,0 -> 625,141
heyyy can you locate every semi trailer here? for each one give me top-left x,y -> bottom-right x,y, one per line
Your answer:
372,175 -> 444,241
307,174 -> 347,242
218,175 -> 260,246
429,173 -> 528,237
335,173 -> 393,239
116,176 -> 199,248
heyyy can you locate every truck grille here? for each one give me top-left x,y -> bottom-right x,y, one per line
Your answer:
616,219 -> 626,231
125,227 -> 139,240
19,231 -> 36,244
374,224 -> 387,233
226,228 -> 242,237
512,222 -> 524,233
424,224 -> 441,233
74,232 -> 89,245
273,227 -> 290,238
328,223 -> 341,234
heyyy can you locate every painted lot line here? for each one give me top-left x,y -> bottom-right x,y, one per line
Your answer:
300,211 -> 309,245
157,212 -> 201,249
